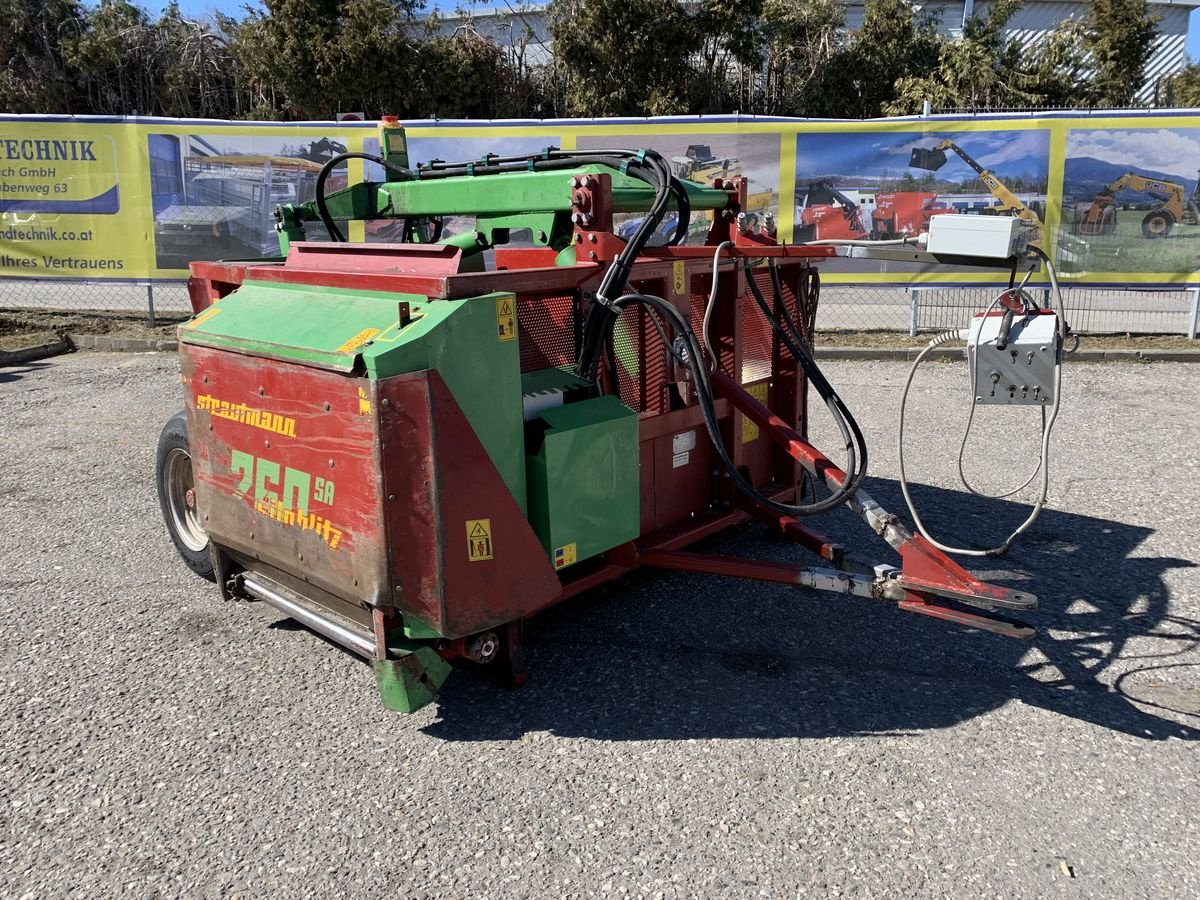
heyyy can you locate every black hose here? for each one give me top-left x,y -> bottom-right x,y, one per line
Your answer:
667,179 -> 692,245
315,152 -> 411,242
575,150 -> 683,381
613,290 -> 864,517
749,259 -> 870,504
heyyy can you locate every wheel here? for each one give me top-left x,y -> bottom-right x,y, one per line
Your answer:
1142,210 -> 1174,239
155,411 -> 214,579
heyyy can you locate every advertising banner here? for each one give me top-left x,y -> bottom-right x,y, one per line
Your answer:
2,112 -> 1200,286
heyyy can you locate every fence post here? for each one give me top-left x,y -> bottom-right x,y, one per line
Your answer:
146,282 -> 157,328
1188,286 -> 1199,339
909,287 -> 920,336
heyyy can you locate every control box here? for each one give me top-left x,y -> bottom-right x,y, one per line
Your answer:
967,311 -> 1059,405
927,214 -> 1019,259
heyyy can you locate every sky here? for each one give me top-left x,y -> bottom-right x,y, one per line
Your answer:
796,130 -> 1049,182
146,2 -> 1200,65
1066,127 -> 1200,175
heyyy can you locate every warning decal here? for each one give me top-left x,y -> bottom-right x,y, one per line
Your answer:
741,382 -> 769,443
466,518 -> 493,561
553,542 -> 577,570
336,327 -> 379,353
496,296 -> 517,342
672,260 -> 686,296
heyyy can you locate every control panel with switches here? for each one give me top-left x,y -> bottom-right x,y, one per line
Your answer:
966,311 -> 1059,405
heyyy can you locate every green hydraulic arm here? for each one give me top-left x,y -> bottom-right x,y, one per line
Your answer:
274,131 -> 736,257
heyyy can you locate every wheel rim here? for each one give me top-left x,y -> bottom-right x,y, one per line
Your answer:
164,446 -> 207,552
1148,216 -> 1168,235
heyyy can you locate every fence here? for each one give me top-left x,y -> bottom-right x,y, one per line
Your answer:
2,277 -> 1197,338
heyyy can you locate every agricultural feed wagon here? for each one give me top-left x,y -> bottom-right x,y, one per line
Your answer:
157,121 -> 1065,713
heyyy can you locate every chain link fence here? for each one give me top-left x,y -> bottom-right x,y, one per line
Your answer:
2,277 -> 1198,338
0,279 -> 193,325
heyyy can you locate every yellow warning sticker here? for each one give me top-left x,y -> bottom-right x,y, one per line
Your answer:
466,518 -> 493,561
672,260 -> 686,296
496,296 -> 517,342
357,386 -> 372,416
553,542 -> 577,570
741,382 -> 769,443
336,327 -> 379,353
187,306 -> 222,329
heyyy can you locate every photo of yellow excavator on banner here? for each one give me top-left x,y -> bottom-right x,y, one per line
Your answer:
1057,127 -> 1200,276
792,129 -> 1050,276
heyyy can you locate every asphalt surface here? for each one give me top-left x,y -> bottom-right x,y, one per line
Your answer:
1,352 -> 1197,898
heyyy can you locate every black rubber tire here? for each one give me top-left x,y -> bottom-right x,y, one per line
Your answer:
155,411 -> 215,580
1142,210 -> 1174,239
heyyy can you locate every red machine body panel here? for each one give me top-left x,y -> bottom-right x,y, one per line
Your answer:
181,344 -> 389,607
377,369 -> 561,637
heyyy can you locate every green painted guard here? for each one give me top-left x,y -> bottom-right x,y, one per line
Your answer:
525,393 -> 639,571
374,643 -> 453,713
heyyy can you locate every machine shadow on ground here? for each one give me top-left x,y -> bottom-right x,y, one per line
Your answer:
0,361 -> 53,384
425,478 -> 1199,744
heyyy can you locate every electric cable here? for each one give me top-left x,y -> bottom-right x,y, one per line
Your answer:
897,248 -> 1067,556
701,241 -> 735,371
801,237 -> 918,247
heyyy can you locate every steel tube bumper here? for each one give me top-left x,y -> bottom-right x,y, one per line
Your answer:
241,574 -> 376,658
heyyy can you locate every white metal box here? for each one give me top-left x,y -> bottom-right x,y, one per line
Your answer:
967,311 -> 1058,405
927,215 -> 1019,258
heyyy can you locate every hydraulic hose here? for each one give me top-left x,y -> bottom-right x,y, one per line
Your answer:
742,258 -> 870,506
613,280 -> 867,518
315,152 -> 411,243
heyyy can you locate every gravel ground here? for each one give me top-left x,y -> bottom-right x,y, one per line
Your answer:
1,352 -> 1197,899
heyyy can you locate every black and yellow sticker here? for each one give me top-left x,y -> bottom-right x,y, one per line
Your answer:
553,542 -> 577,570
496,297 -> 517,342
466,518 -> 493,561
741,383 -> 769,443
336,327 -> 379,353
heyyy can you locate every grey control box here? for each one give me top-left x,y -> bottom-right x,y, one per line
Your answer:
967,312 -> 1058,405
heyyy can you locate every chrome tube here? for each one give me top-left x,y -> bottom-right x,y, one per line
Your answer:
241,574 -> 375,658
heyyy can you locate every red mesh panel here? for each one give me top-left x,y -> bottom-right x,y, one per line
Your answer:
775,263 -> 818,347
517,293 -> 578,373
612,305 -> 669,414
690,273 -> 735,378
741,269 -> 775,384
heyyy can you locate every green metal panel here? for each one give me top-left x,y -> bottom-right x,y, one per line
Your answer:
362,291 -> 526,514
277,165 -> 733,247
373,643 -> 451,714
178,280 -> 429,371
380,168 -> 731,216
525,395 -> 639,570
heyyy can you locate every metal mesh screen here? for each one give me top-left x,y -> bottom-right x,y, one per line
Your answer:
611,304 -> 670,414
516,291 -> 579,373
741,269 -> 775,384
